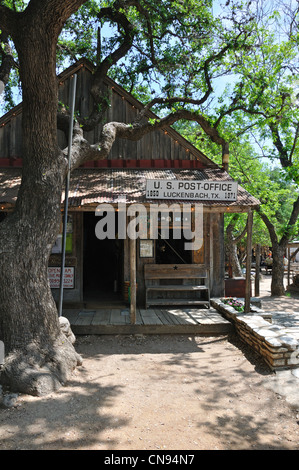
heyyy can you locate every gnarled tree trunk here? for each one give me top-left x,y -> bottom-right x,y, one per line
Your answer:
271,243 -> 287,296
257,200 -> 299,297
226,214 -> 247,278
0,1 -> 84,396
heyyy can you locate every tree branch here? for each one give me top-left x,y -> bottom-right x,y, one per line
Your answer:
226,214 -> 247,243
0,4 -> 19,35
269,121 -> 292,168
289,121 -> 299,164
257,194 -> 299,251
0,32 -> 18,87
130,108 -> 228,150
256,207 -> 279,248
74,2 -> 135,132
69,105 -> 229,170
280,194 -> 299,246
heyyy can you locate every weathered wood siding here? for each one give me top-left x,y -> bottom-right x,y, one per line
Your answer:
1,64 -> 195,163
0,108 -> 23,160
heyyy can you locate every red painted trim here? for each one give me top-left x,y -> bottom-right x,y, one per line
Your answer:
12,159 -> 23,167
0,158 -> 23,167
0,159 -> 11,167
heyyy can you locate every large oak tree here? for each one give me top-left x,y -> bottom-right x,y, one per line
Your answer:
0,0 -> 261,395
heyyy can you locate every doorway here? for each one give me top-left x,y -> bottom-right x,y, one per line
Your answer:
83,212 -> 123,303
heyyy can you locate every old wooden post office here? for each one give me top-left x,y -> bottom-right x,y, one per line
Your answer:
0,59 -> 259,323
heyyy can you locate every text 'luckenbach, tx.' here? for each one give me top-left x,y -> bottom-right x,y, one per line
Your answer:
146,179 -> 238,201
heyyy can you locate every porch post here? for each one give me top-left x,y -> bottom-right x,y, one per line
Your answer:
255,243 -> 260,297
245,210 -> 253,313
129,235 -> 137,324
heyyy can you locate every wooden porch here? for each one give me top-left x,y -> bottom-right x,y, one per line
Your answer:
63,305 -> 232,336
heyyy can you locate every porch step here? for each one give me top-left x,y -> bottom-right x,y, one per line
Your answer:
63,306 -> 232,336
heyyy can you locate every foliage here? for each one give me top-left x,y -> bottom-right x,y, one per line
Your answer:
213,10 -> 299,182
57,1 -> 100,68
176,116 -> 299,248
221,297 -> 244,312
0,1 -> 260,121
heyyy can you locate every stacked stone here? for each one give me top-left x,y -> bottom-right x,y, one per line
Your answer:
211,299 -> 299,371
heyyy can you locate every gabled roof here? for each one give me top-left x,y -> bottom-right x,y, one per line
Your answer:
0,59 -> 260,212
58,59 -> 219,168
0,58 -> 219,169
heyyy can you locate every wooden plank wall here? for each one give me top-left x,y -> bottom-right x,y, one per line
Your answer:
1,67 -> 192,163
0,113 -> 22,159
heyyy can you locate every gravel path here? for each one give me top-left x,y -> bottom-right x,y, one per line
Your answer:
0,275 -> 298,451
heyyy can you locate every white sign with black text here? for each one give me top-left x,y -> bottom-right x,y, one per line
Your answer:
146,179 -> 238,201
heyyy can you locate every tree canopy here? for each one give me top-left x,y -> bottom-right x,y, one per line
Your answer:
0,1 -> 269,160
2,1 -> 298,174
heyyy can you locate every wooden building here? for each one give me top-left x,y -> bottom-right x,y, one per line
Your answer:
0,59 -> 260,316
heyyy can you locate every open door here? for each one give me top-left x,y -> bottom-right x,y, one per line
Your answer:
83,212 -> 123,303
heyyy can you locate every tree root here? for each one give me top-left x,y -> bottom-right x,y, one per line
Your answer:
0,327 -> 82,396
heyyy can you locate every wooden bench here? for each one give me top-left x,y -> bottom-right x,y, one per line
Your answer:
144,264 -> 210,309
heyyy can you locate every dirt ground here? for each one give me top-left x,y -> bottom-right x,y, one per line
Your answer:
0,276 -> 299,451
